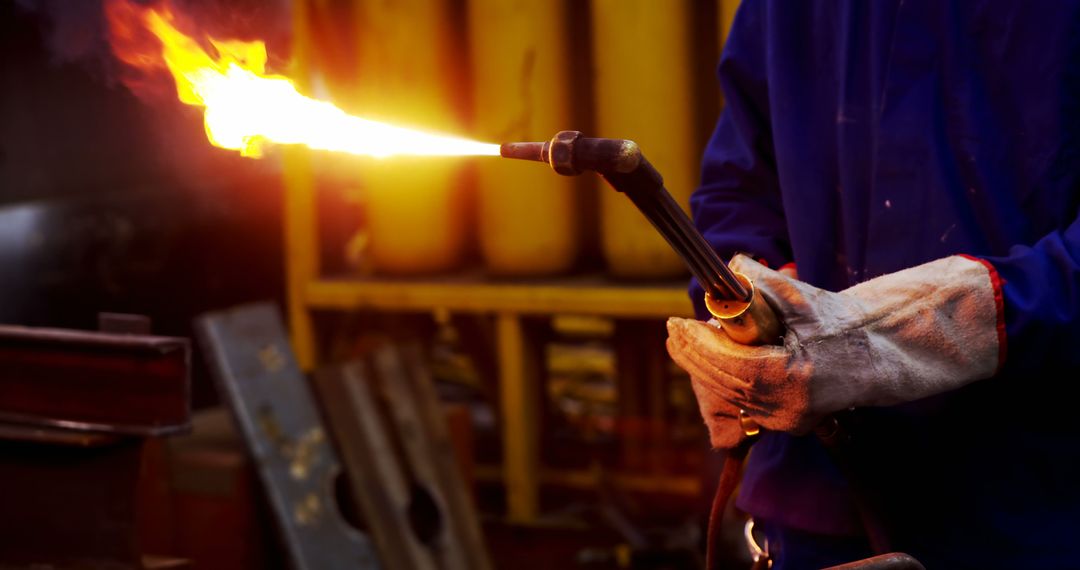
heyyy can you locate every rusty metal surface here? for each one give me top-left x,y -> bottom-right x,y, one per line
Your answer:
312,346 -> 491,570
0,324 -> 191,435
378,344 -> 492,570
0,317 -> 192,568
0,323 -> 187,349
196,303 -> 378,570
99,313 -> 153,335
823,553 -> 926,570
0,423 -> 122,447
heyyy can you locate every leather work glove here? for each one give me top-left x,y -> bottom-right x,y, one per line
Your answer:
667,254 -> 1004,448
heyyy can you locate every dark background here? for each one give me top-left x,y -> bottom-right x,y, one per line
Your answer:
0,1 -> 288,406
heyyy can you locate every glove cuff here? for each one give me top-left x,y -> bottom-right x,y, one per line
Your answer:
957,254 -> 1007,372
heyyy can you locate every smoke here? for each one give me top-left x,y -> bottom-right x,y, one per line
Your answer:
15,0 -> 292,96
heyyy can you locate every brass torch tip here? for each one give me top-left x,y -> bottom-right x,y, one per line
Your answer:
499,141 -> 546,163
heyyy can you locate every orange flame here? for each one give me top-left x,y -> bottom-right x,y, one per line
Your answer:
106,2 -> 498,159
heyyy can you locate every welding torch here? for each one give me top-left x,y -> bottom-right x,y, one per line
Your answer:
501,130 -> 783,436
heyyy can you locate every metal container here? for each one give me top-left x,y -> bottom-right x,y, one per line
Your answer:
468,0 -> 579,276
591,0 -> 696,279
352,0 -> 471,275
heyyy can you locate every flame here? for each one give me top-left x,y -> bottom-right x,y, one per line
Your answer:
106,2 -> 498,159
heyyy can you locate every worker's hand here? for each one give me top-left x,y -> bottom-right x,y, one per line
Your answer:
686,367 -> 747,449
668,254 -> 1003,443
675,259 -> 796,449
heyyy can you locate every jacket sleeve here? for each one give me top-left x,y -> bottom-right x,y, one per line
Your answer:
690,0 -> 791,319
982,217 -> 1080,373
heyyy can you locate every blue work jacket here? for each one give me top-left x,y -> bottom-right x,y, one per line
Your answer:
691,1 -> 1080,567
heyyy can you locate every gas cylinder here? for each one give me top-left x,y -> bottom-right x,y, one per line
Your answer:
591,0 -> 696,279
469,0 -> 579,276
352,0 -> 472,274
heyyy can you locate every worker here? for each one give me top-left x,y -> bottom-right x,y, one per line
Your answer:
665,2 -> 1080,569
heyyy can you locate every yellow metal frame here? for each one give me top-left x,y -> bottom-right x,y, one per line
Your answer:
283,0 -> 741,525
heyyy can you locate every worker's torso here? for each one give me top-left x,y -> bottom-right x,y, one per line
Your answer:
732,1 -> 1080,567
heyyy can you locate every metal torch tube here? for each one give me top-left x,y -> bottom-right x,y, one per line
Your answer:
622,178 -> 741,301
631,178 -> 745,299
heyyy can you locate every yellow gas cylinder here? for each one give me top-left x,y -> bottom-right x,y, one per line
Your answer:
351,0 -> 471,275
591,0 -> 695,279
468,0 -> 579,276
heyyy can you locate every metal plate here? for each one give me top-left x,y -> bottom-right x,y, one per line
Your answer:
196,303 -> 377,570
312,345 -> 491,570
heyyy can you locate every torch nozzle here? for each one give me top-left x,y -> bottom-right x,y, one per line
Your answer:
499,131 -> 643,176
500,142 -> 547,163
